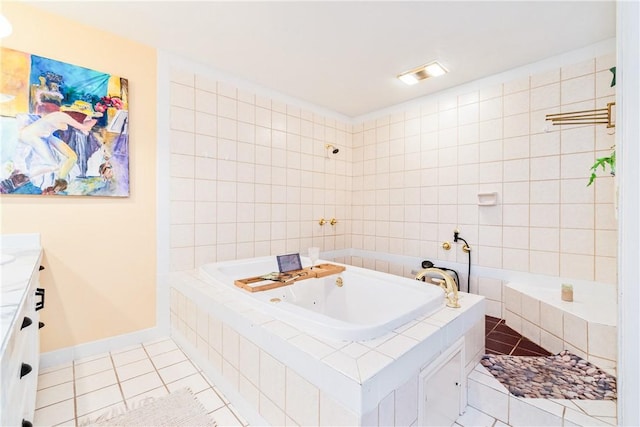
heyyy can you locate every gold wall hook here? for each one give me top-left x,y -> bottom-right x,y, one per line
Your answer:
330,218 -> 338,226
462,244 -> 471,253
442,241 -> 451,250
319,218 -> 326,226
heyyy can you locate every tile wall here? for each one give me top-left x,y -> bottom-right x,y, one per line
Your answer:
170,286 -> 360,425
503,285 -> 617,372
168,68 -> 353,271
167,52 -> 617,288
350,55 -> 617,286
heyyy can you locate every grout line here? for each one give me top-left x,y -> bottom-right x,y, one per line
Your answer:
508,338 -> 523,356
38,337 -> 249,426
109,350 -> 128,411
71,358 -> 78,425
142,341 -> 171,395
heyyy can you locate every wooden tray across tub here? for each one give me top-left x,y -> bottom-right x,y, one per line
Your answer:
234,263 -> 346,293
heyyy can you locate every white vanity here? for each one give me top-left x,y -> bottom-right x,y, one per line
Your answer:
1,234 -> 44,427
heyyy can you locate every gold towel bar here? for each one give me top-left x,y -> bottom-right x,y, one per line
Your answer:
545,102 -> 615,128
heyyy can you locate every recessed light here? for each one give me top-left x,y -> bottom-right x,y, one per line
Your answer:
398,74 -> 419,86
397,61 -> 448,85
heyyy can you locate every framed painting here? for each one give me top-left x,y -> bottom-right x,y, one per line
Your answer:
0,47 -> 129,196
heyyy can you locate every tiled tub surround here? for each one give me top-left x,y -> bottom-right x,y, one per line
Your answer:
503,281 -> 617,375
168,268 -> 485,426
324,250 -> 617,369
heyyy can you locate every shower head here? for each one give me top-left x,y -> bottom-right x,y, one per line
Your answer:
325,144 -> 339,154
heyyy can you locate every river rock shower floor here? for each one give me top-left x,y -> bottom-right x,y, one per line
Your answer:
482,316 -> 617,401
481,349 -> 617,400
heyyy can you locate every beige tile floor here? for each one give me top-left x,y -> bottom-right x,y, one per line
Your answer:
34,337 -> 247,426
34,336 -> 616,427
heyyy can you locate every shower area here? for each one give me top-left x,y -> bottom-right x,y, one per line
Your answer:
161,40 -> 618,424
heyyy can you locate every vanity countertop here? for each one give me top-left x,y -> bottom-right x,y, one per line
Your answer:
0,234 -> 42,356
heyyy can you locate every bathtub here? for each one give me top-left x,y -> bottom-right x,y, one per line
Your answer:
199,256 -> 445,341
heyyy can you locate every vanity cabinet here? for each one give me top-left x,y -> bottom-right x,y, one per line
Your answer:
1,239 -> 43,427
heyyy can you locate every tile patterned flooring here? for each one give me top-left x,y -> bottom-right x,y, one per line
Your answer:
34,337 -> 247,426
484,315 -> 551,357
34,317 -> 603,426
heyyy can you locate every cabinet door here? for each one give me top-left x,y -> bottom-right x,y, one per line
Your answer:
0,271 -> 41,426
418,338 -> 465,427
423,349 -> 463,426
22,275 -> 41,423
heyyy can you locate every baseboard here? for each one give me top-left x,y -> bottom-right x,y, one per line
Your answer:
39,327 -> 164,369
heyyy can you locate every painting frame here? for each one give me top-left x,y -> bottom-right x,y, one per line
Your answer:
0,47 -> 130,197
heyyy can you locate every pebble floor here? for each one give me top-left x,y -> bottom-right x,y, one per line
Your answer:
482,317 -> 617,401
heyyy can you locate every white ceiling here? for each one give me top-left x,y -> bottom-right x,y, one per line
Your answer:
25,1 -> 616,118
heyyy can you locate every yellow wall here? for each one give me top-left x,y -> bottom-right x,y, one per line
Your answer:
0,3 -> 157,352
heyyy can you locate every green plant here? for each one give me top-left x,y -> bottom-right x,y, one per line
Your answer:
588,148 -> 615,186
586,66 -> 616,187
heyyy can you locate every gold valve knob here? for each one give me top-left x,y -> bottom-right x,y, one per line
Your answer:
319,218 -> 326,226
442,241 -> 451,250
330,218 -> 338,226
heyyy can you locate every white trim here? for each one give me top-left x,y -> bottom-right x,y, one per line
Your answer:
617,1 -> 640,425
38,327 -> 163,369
156,51 -> 172,336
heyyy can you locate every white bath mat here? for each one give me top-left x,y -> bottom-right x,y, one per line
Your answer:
85,387 -> 216,426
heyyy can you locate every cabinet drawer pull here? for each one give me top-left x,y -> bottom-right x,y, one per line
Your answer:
22,419 -> 33,427
21,316 -> 33,330
39,321 -> 45,329
20,363 -> 33,379
39,265 -> 45,271
35,287 -> 45,311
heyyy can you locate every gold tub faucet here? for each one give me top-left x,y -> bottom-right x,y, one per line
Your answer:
414,267 -> 460,308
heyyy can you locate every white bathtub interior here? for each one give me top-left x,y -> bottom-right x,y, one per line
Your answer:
200,256 -> 446,341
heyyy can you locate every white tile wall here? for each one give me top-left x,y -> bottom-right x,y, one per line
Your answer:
169,69 -> 352,270
504,284 -> 617,369
167,53 -> 617,291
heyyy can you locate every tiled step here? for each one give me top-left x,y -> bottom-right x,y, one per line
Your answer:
459,317 -> 617,426
460,363 -> 617,427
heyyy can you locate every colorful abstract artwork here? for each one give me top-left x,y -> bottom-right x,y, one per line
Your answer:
0,48 -> 129,196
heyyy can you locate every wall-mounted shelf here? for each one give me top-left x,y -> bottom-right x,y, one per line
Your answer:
477,192 -> 498,206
